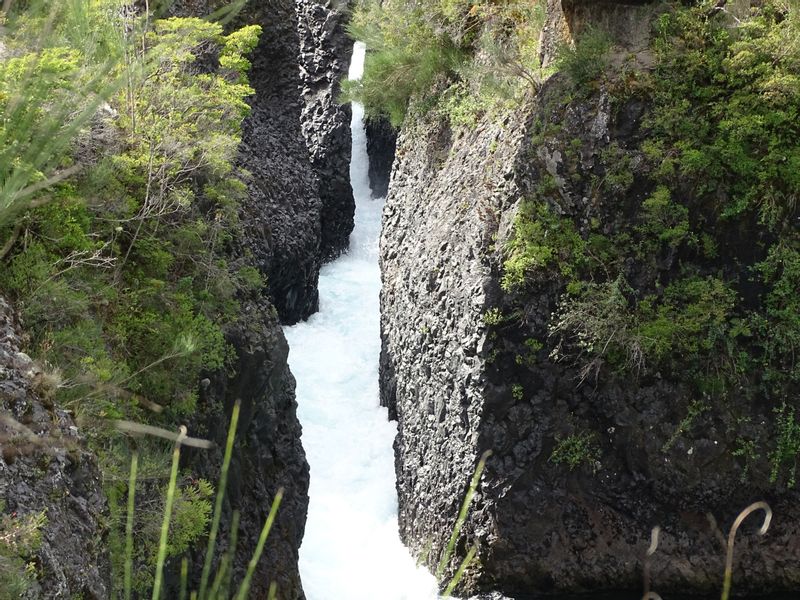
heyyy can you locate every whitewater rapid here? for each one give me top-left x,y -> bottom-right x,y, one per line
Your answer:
284,42 -> 438,600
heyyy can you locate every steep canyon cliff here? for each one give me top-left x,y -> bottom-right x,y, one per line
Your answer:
379,1 -> 800,597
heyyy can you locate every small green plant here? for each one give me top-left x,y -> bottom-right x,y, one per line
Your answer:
0,503 -> 47,598
769,403 -> 800,487
511,384 -> 524,401
662,400 -> 709,453
731,437 -> 760,483
502,200 -> 585,292
482,308 -> 505,326
555,26 -> 613,89
549,431 -> 600,472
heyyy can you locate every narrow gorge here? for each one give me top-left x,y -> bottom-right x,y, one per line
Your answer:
1,0 -> 799,599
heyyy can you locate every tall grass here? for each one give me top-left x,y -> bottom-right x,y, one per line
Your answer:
122,403 -> 284,600
432,450 -> 492,597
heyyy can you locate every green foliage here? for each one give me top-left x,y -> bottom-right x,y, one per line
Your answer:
650,2 -> 800,227
128,477 -> 214,594
342,1 -> 464,126
482,307 -> 505,326
549,431 -> 600,472
769,403 -> 800,488
0,11 -> 260,426
502,1 -> 800,421
0,503 -> 46,598
501,199 -> 585,291
0,3 -> 264,592
0,0 -> 129,225
555,26 -> 613,89
638,186 -> 692,249
344,0 -> 548,126
662,400 -> 709,452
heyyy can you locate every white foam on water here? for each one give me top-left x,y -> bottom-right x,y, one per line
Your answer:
285,41 -> 439,600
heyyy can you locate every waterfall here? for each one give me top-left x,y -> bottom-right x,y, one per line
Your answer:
285,42 -> 438,600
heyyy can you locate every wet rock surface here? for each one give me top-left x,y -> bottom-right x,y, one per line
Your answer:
298,0 -> 355,261
0,296 -> 111,599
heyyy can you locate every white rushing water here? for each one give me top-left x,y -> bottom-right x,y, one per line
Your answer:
284,42 -> 439,600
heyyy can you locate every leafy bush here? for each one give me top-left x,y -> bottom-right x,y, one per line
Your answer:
0,3 -> 265,591
343,0 -> 549,126
549,431 -> 600,471
0,503 -> 46,599
555,26 -> 613,89
342,2 -> 464,126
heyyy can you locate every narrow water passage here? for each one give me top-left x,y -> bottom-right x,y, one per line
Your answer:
285,43 -> 438,600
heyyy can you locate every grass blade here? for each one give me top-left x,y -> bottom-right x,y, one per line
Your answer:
267,582 -> 278,600
436,450 -> 491,580
208,510 -> 239,600
233,488 -> 284,600
442,545 -> 477,598
199,400 -> 241,600
124,451 -> 139,600
721,501 -> 772,600
151,426 -> 187,600
179,558 -> 188,600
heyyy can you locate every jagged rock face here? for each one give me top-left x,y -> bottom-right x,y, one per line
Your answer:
184,298 -> 309,600
380,109 -> 529,591
236,0 -> 323,324
365,116 -> 397,198
381,17 -> 800,600
298,0 -> 355,261
0,296 -> 111,599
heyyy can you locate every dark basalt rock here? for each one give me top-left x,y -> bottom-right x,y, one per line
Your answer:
236,0 -> 323,325
0,296 -> 111,599
183,298 -> 309,600
298,0 -> 355,261
380,4 -> 800,597
365,116 -> 397,199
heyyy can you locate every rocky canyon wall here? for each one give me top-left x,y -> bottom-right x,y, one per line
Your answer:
0,296 -> 111,599
380,1 -> 800,597
0,0 -> 355,597
298,0 -> 355,261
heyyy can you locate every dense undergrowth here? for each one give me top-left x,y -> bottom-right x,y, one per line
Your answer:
342,0 -> 547,126
0,1 -> 265,595
502,1 -> 800,486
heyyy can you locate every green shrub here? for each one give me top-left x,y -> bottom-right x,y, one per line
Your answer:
769,403 -> 800,488
549,431 -> 600,471
0,503 -> 46,599
342,2 -> 464,126
555,26 -> 613,89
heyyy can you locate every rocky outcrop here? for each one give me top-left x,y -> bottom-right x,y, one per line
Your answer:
380,106 -> 532,595
365,116 -> 397,198
185,297 -> 308,599
236,0 -> 323,324
0,296 -> 111,599
380,2 -> 800,597
298,0 -> 355,261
